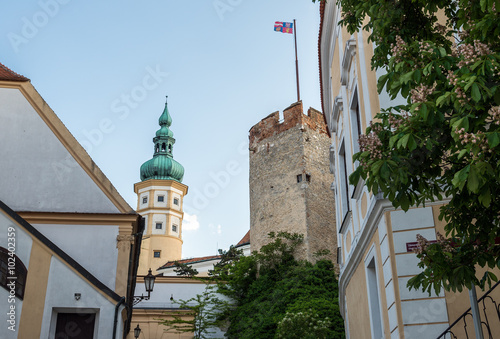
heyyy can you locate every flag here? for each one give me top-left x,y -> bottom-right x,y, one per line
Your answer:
274,21 -> 293,34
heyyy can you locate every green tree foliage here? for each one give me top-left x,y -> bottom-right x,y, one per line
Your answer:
276,311 -> 333,339
159,284 -> 228,339
214,232 -> 345,339
173,261 -> 199,277
320,0 -> 500,294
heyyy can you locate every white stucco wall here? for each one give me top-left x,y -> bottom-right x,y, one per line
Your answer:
0,87 -> 120,213
0,210 -> 32,338
41,256 -> 121,339
135,281 -> 226,338
33,223 -> 119,290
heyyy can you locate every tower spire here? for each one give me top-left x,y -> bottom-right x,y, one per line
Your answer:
140,96 -> 184,182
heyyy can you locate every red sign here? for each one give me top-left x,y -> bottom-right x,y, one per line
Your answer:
406,240 -> 437,252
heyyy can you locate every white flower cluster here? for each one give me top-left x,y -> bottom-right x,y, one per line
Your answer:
457,40 -> 492,68
488,106 -> 500,125
410,83 -> 437,106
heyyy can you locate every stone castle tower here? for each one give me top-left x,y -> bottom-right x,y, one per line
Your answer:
249,101 -> 336,262
134,98 -> 188,275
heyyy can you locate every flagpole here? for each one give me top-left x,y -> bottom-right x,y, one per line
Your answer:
293,19 -> 300,102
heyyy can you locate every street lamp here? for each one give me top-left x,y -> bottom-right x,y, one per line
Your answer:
134,324 -> 141,338
133,268 -> 156,305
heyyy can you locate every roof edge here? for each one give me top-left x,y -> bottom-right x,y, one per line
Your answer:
0,80 -> 134,213
317,0 -> 331,137
0,62 -> 29,82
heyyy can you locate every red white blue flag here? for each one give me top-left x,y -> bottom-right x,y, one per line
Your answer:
274,21 -> 293,34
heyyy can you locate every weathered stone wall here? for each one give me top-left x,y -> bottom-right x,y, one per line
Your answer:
249,101 -> 337,263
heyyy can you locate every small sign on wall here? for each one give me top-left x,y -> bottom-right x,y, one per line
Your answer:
406,240 -> 437,252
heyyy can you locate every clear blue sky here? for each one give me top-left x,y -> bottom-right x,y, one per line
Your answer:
1,0 -> 323,259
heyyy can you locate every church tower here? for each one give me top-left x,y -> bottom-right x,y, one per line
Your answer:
134,98 -> 188,275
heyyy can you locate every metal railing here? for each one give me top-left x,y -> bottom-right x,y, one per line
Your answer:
437,280 -> 500,339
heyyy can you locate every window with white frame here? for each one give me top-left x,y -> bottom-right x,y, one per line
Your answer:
339,141 -> 351,224
365,249 -> 384,339
350,88 -> 362,156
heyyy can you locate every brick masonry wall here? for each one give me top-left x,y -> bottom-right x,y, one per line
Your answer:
249,101 -> 337,263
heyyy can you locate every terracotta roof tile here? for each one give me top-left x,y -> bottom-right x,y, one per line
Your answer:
159,231 -> 250,270
235,230 -> 250,247
0,62 -> 29,81
158,255 -> 222,270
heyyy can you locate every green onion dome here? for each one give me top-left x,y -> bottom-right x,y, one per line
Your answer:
140,97 -> 184,182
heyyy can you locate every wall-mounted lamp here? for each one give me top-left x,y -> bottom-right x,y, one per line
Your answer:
134,324 -> 141,338
133,268 -> 156,305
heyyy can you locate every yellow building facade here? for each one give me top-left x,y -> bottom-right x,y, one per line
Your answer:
318,2 -> 500,338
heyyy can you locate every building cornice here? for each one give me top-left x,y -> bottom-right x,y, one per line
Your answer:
134,179 -> 188,195
136,275 -> 212,285
340,38 -> 357,86
17,211 -> 138,225
331,95 -> 343,133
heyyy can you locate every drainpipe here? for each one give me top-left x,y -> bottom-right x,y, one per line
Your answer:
113,216 -> 145,339
112,297 -> 126,339
469,284 -> 484,339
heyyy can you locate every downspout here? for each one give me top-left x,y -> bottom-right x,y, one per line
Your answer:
122,216 -> 145,338
112,297 -> 126,339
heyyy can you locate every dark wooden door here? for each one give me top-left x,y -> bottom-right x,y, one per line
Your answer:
54,313 -> 95,339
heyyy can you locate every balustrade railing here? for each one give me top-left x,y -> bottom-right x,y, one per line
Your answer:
437,281 -> 500,339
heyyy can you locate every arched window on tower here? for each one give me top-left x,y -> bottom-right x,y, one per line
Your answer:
0,247 -> 27,300
168,144 -> 172,152
161,143 -> 166,152
155,144 -> 159,153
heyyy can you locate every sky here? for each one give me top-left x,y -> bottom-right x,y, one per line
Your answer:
1,0 -> 323,259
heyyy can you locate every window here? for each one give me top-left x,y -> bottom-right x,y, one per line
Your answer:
366,253 -> 384,338
153,251 -> 161,258
155,222 -> 162,230
296,174 -> 302,183
157,195 -> 164,202
305,174 -> 311,182
173,198 -> 179,206
339,142 -> 351,222
172,224 -> 178,233
0,247 -> 27,300
55,313 -> 96,339
142,196 -> 148,204
350,89 -> 362,157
